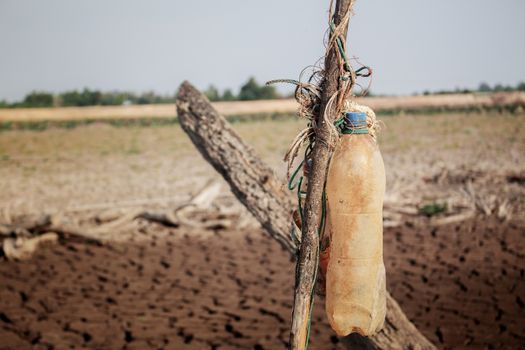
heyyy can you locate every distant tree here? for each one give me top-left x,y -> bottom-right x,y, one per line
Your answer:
204,85 -> 221,101
517,81 -> 525,91
81,88 -> 101,106
100,91 -> 130,106
60,90 -> 80,106
478,82 -> 491,92
238,78 -> 259,100
4,79 -> 293,108
60,88 -> 102,107
137,91 -> 161,105
453,87 -> 471,94
22,91 -> 54,107
239,77 -> 280,100
497,84 -> 513,92
258,84 -> 279,100
221,89 -> 236,101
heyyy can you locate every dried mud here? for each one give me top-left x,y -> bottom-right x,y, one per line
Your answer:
1,216 -> 524,349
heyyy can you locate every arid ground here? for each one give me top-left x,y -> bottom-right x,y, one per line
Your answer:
1,110 -> 524,349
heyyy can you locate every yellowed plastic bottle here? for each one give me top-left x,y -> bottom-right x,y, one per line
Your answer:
324,111 -> 386,336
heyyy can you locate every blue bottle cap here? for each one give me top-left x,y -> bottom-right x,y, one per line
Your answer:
345,112 -> 367,128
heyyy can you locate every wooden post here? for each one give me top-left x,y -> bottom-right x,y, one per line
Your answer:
289,0 -> 354,348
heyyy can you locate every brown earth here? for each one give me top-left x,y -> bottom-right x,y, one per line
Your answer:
0,112 -> 524,349
1,216 -> 523,349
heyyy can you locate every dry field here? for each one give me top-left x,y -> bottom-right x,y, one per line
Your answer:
0,91 -> 523,122
0,111 -> 524,349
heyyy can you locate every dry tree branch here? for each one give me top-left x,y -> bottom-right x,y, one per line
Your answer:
289,1 -> 355,348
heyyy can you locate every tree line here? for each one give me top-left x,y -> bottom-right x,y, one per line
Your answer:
1,79 -> 524,109
0,77 -> 282,109
422,81 -> 525,96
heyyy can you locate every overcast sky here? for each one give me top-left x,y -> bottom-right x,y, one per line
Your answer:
1,0 -> 524,101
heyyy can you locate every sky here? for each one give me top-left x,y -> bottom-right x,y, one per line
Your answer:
0,0 -> 524,101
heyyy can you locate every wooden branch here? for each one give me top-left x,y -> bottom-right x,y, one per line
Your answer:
135,212 -> 179,227
176,81 -> 296,253
2,233 -> 58,261
175,81 -> 436,349
291,0 -> 355,347
0,214 -> 52,236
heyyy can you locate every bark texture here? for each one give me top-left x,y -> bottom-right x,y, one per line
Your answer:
176,81 -> 436,350
289,1 -> 355,348
176,81 -> 295,253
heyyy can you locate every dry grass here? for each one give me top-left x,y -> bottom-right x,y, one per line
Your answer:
0,100 -> 297,122
0,112 -> 523,218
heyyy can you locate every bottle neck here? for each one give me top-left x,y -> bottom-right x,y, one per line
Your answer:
339,112 -> 368,134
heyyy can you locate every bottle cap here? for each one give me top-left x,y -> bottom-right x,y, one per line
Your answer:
344,112 -> 367,128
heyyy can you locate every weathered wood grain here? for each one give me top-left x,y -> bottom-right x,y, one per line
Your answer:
289,0 -> 355,348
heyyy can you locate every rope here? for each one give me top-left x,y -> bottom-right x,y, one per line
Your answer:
330,21 -> 352,73
329,21 -> 372,85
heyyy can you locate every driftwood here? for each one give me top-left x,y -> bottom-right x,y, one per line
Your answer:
176,81 -> 436,349
0,214 -> 52,236
0,181 -> 230,260
2,233 -> 58,261
1,217 -> 103,261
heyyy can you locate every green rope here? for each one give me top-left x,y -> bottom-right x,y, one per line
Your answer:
330,21 -> 351,73
292,176 -> 305,245
288,159 -> 305,191
334,116 -> 346,128
329,21 -> 372,80
341,128 -> 368,134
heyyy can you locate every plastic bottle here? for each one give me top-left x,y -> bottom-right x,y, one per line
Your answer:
324,111 -> 386,336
